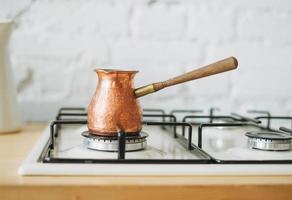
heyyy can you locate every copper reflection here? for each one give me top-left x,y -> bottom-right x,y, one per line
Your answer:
87,69 -> 142,136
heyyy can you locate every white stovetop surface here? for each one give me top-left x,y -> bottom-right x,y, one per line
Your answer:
55,125 -> 205,160
18,123 -> 292,176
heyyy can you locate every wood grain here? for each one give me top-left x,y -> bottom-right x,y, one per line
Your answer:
153,56 -> 238,91
1,123 -> 292,200
1,185 -> 292,200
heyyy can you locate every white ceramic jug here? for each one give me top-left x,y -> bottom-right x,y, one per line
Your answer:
0,21 -> 22,133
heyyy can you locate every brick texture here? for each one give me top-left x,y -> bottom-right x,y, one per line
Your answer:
2,0 -> 292,120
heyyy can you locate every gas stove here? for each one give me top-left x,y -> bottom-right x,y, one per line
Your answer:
18,107 -> 292,175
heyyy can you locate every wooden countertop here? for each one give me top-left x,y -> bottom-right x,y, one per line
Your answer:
1,123 -> 292,200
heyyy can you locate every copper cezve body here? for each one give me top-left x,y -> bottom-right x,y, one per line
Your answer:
88,57 -> 238,136
87,69 -> 142,136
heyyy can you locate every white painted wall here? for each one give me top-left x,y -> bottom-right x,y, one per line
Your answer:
1,0 -> 292,121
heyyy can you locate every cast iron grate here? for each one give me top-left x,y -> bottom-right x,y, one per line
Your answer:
41,107 -> 292,164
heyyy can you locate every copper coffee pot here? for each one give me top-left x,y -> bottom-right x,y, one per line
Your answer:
87,56 -> 238,136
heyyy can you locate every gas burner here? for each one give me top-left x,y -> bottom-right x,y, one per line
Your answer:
245,131 -> 292,151
81,131 -> 148,152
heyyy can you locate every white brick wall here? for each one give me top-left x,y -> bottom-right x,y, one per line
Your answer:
1,0 -> 292,121
132,3 -> 186,40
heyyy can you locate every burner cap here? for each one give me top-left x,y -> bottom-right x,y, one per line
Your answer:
245,131 -> 292,151
81,131 -> 148,152
245,131 -> 292,140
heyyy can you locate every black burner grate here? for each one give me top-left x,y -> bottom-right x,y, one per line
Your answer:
41,107 -> 292,164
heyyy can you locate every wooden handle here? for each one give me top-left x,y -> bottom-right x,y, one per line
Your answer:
134,56 -> 238,98
154,56 -> 238,90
